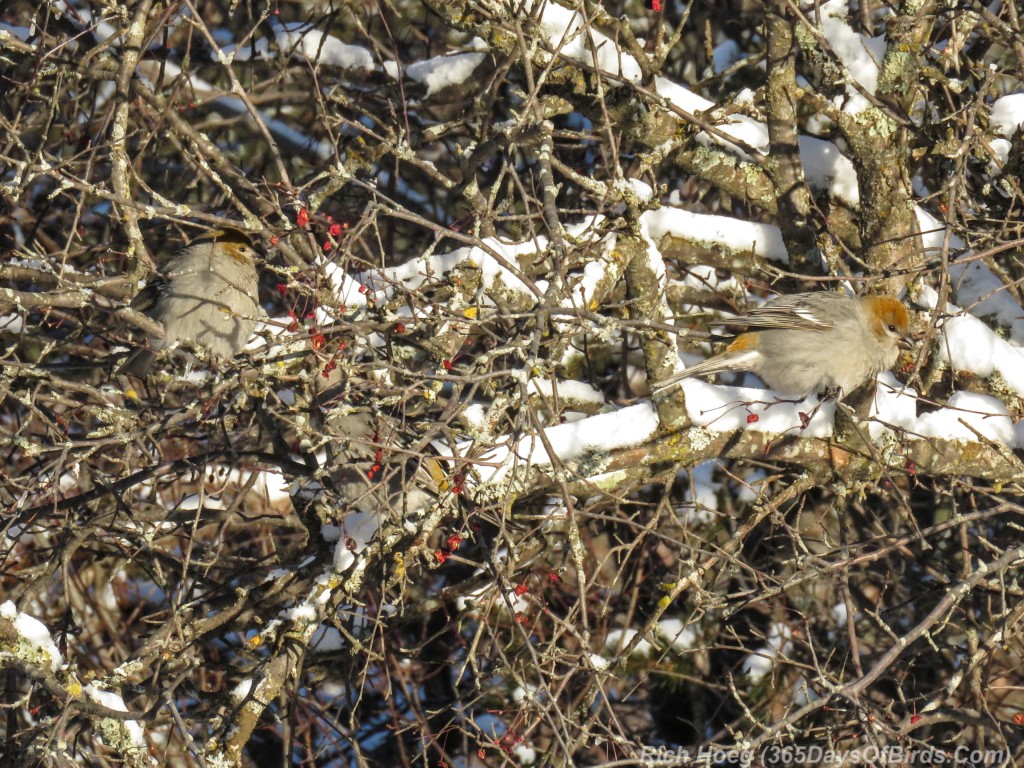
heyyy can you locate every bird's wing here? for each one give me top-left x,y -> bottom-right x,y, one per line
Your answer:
734,294 -> 841,331
129,275 -> 166,313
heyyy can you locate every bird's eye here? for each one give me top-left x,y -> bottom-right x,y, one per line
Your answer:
887,324 -> 897,333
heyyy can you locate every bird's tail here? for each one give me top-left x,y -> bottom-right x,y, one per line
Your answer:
117,348 -> 156,377
652,343 -> 759,394
652,358 -> 728,393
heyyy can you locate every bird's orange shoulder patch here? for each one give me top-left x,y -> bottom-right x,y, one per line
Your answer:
727,333 -> 758,352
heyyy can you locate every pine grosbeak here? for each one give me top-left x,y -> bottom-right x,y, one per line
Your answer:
655,291 -> 912,397
118,228 -> 260,377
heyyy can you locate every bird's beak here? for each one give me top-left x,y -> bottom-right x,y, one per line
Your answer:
897,337 -> 914,351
